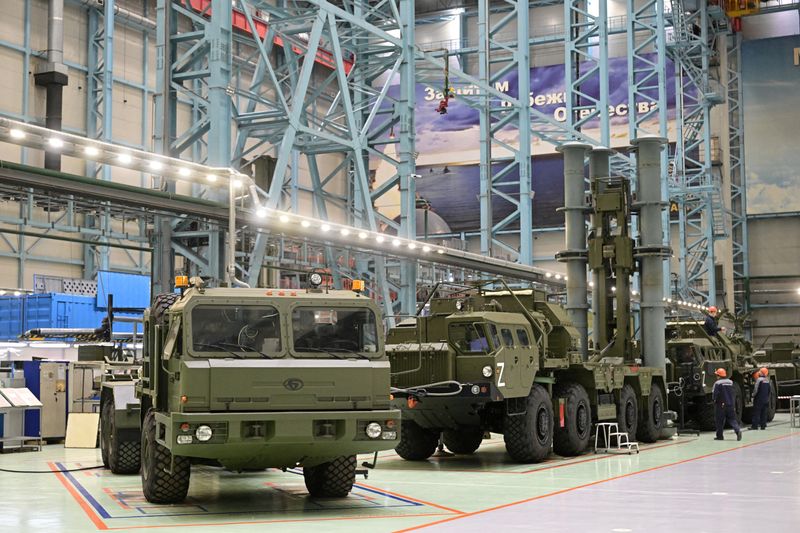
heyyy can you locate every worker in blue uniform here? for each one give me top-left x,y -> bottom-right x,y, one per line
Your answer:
703,306 -> 724,337
712,368 -> 742,441
750,367 -> 771,430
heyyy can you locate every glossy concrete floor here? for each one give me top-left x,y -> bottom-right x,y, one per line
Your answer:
0,415 -> 797,533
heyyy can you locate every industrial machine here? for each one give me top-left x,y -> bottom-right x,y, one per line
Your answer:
665,315 -> 778,430
760,341 -> 800,402
22,360 -> 68,441
386,138 -> 670,462
100,276 -> 401,503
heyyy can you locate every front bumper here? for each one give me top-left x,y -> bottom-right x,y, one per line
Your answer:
391,381 -> 501,429
155,409 -> 400,467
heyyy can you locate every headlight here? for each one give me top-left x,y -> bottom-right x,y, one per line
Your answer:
471,385 -> 480,395
195,425 -> 213,442
482,365 -> 493,378
309,272 -> 323,287
455,299 -> 464,311
365,422 -> 382,439
176,435 -> 193,444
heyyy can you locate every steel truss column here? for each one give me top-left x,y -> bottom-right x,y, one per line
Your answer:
565,0 -> 610,146
473,0 -> 532,264
84,0 -> 114,277
626,0 -> 670,296
725,32 -> 749,317
396,0 -> 418,314
154,0 -> 232,288
667,1 -> 725,306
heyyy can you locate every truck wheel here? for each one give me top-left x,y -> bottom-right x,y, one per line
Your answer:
141,410 -> 190,504
504,384 -> 553,463
552,383 -> 591,456
442,427 -> 484,455
616,384 -> 638,440
152,292 -> 180,327
303,455 -> 356,497
636,382 -> 664,443
696,398 -> 716,431
742,404 -> 753,425
100,401 -> 110,468
395,420 -> 439,461
767,379 -> 778,422
103,400 -> 140,474
731,382 -> 744,426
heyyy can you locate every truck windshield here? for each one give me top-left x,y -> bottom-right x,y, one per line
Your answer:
291,307 -> 378,356
191,305 -> 282,357
449,322 -> 492,354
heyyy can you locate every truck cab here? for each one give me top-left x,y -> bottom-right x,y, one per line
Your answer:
102,283 -> 400,503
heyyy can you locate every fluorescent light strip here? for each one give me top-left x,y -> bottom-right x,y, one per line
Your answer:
0,117 -> 249,188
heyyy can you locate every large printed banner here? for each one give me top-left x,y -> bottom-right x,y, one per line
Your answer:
742,35 -> 800,215
373,54 -> 676,231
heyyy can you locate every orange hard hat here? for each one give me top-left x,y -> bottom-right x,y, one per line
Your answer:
708,306 -> 718,314
714,368 -> 727,378
760,367 -> 769,377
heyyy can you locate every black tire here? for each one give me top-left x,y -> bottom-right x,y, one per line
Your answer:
616,384 -> 638,440
731,382 -> 744,426
303,455 -> 356,497
742,405 -> 753,425
141,410 -> 190,504
504,384 -> 553,463
552,383 -> 591,456
637,382 -> 665,443
100,400 -> 110,468
696,397 -> 717,431
767,379 -> 778,422
395,420 -> 439,461
442,427 -> 484,455
151,292 -> 180,327
103,400 -> 140,474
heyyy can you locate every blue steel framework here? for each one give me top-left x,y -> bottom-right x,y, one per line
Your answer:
1,0 -> 786,316
565,0 -> 610,147
471,0 -> 533,263
666,0 -> 725,306
154,0 -> 231,288
725,32 -> 748,316
625,0 -> 669,296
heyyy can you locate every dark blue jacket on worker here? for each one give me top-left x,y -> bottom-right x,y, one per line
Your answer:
712,377 -> 735,407
752,376 -> 771,406
704,315 -> 722,337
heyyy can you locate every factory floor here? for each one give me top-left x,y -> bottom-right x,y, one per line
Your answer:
1,414 -> 798,533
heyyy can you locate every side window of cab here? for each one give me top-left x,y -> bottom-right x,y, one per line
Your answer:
500,328 -> 515,348
516,328 -> 531,348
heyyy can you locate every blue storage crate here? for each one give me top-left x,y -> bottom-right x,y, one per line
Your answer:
0,296 -> 24,340
96,271 -> 150,311
25,294 -> 99,331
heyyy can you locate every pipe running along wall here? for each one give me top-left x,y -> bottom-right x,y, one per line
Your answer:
35,0 -> 69,171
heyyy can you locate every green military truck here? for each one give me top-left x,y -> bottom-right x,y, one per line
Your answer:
759,341 -> 800,404
386,282 -> 666,463
665,320 -> 777,430
100,278 -> 400,503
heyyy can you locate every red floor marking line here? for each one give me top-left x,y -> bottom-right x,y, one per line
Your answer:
395,432 -> 798,533
357,483 -> 465,515
102,488 -> 133,511
48,462 -> 108,531
103,512 -> 450,530
518,437 -> 696,474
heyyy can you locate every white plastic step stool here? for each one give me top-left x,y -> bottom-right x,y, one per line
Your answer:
594,422 -> 640,454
